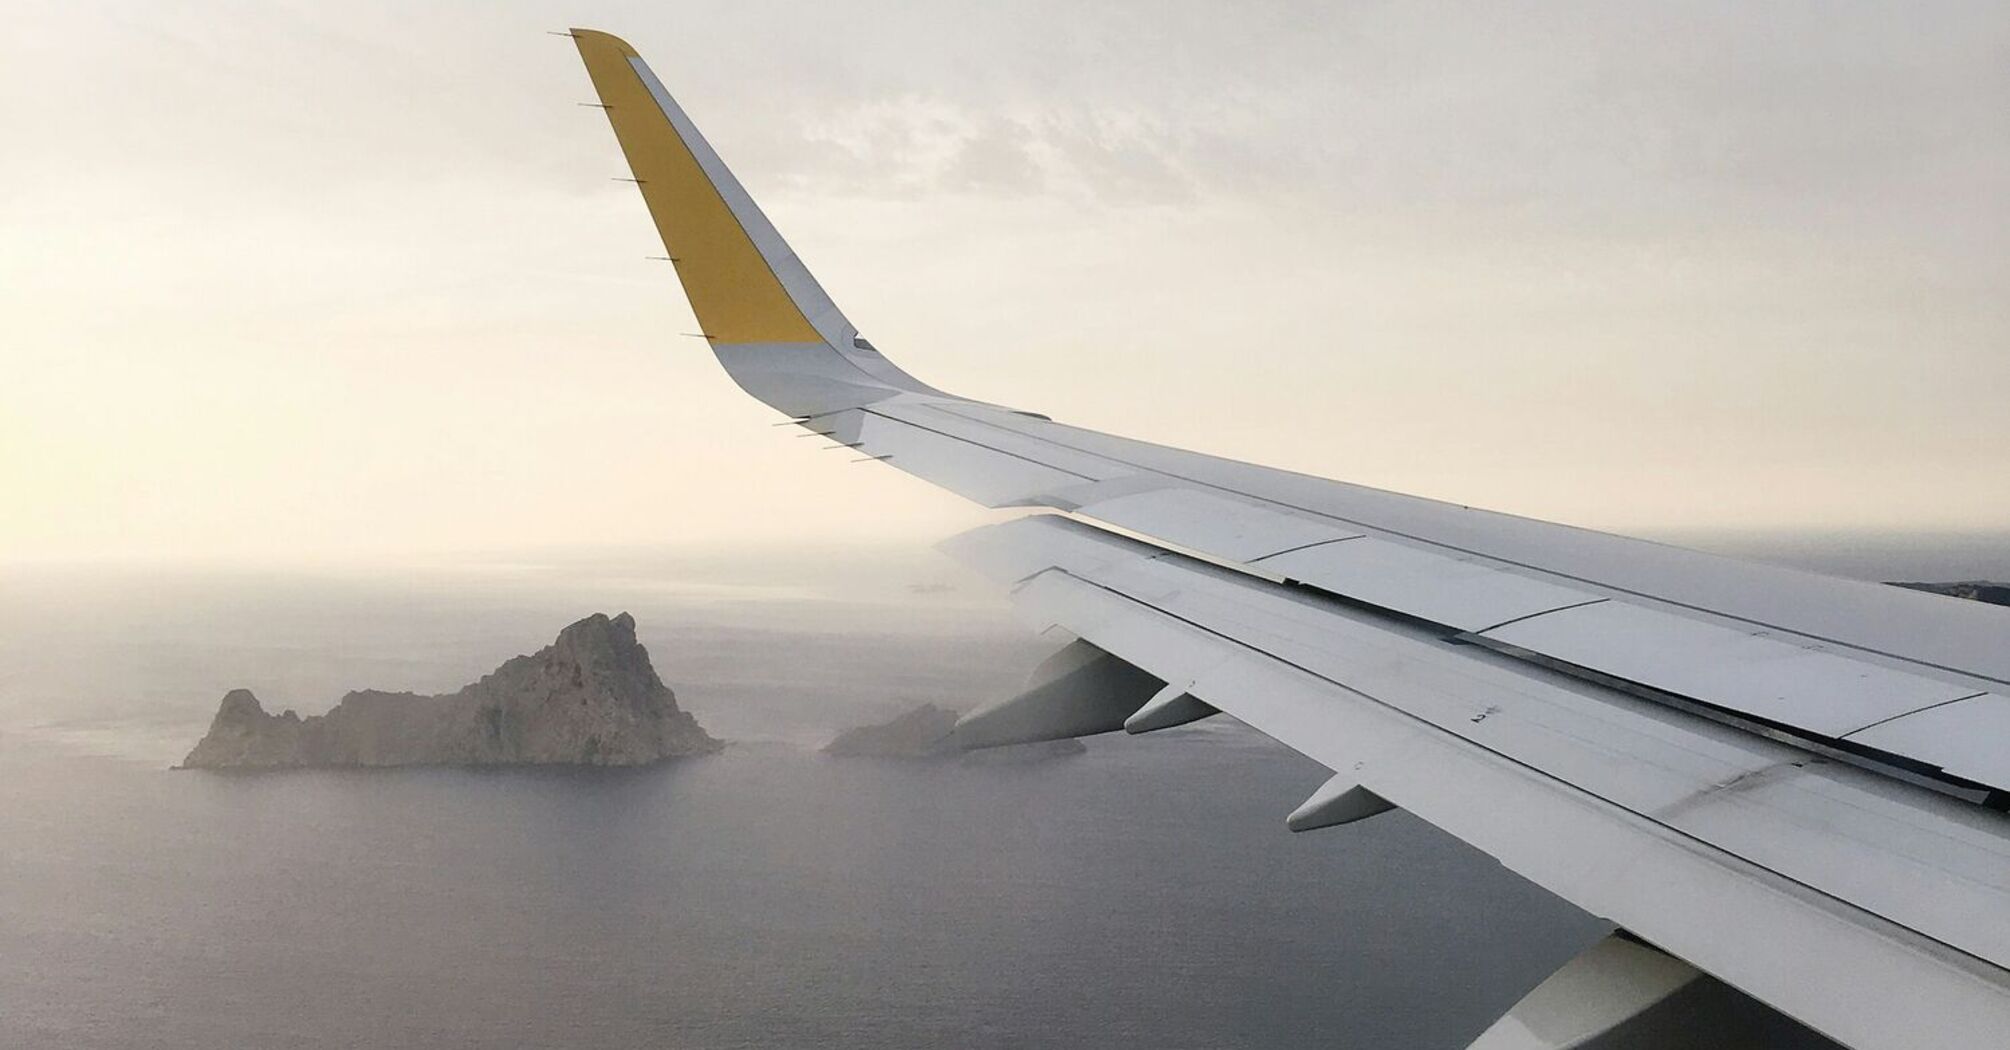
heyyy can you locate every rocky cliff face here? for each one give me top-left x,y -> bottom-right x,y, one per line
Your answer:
180,613 -> 721,770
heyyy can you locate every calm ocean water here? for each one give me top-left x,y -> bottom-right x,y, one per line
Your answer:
1,534 -> 1997,1048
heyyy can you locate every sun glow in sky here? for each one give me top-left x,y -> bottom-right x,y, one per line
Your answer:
5,0 -> 2007,564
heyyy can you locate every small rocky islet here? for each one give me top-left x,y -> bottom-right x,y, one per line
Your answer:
1890,580 -> 2010,608
179,612 -> 720,770
821,701 -> 1086,761
821,702 -> 962,757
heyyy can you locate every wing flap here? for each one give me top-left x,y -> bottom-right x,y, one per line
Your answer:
948,516 -> 2010,970
1255,535 -> 1599,632
1848,694 -> 2010,791
1481,601 -> 1986,737
944,516 -> 2010,1049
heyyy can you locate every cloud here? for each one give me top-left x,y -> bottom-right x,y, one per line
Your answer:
4,0 -> 2008,562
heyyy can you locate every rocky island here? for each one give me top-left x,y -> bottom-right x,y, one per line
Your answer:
823,701 -> 1086,761
180,612 -> 721,770
1891,580 -> 2010,608
823,702 -> 962,757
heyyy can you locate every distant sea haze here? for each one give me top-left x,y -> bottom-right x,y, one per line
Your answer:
1645,528 -> 2010,584
0,533 -> 1965,1048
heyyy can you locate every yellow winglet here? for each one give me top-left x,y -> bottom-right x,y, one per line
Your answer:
572,29 -> 826,345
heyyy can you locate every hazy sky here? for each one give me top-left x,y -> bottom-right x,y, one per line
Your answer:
5,0 -> 2006,564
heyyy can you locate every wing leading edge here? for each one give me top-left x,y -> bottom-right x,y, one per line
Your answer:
570,31 -> 2010,1050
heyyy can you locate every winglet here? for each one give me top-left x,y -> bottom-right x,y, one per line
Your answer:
571,28 -> 849,347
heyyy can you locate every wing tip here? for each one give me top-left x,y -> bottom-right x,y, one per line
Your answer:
569,28 -> 639,58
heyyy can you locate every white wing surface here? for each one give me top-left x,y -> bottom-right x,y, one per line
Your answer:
570,30 -> 2010,1049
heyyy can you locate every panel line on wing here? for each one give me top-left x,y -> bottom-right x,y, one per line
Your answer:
932,403 -> 2010,691
1031,564 -> 2010,981
1845,692 -> 1987,736
1246,534 -> 1369,561
1467,598 -> 1612,636
858,407 -> 1102,484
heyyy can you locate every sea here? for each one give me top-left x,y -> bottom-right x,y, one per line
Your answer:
1,532 -> 2002,1049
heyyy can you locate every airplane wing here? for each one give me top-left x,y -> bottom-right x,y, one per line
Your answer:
569,29 -> 2010,1049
